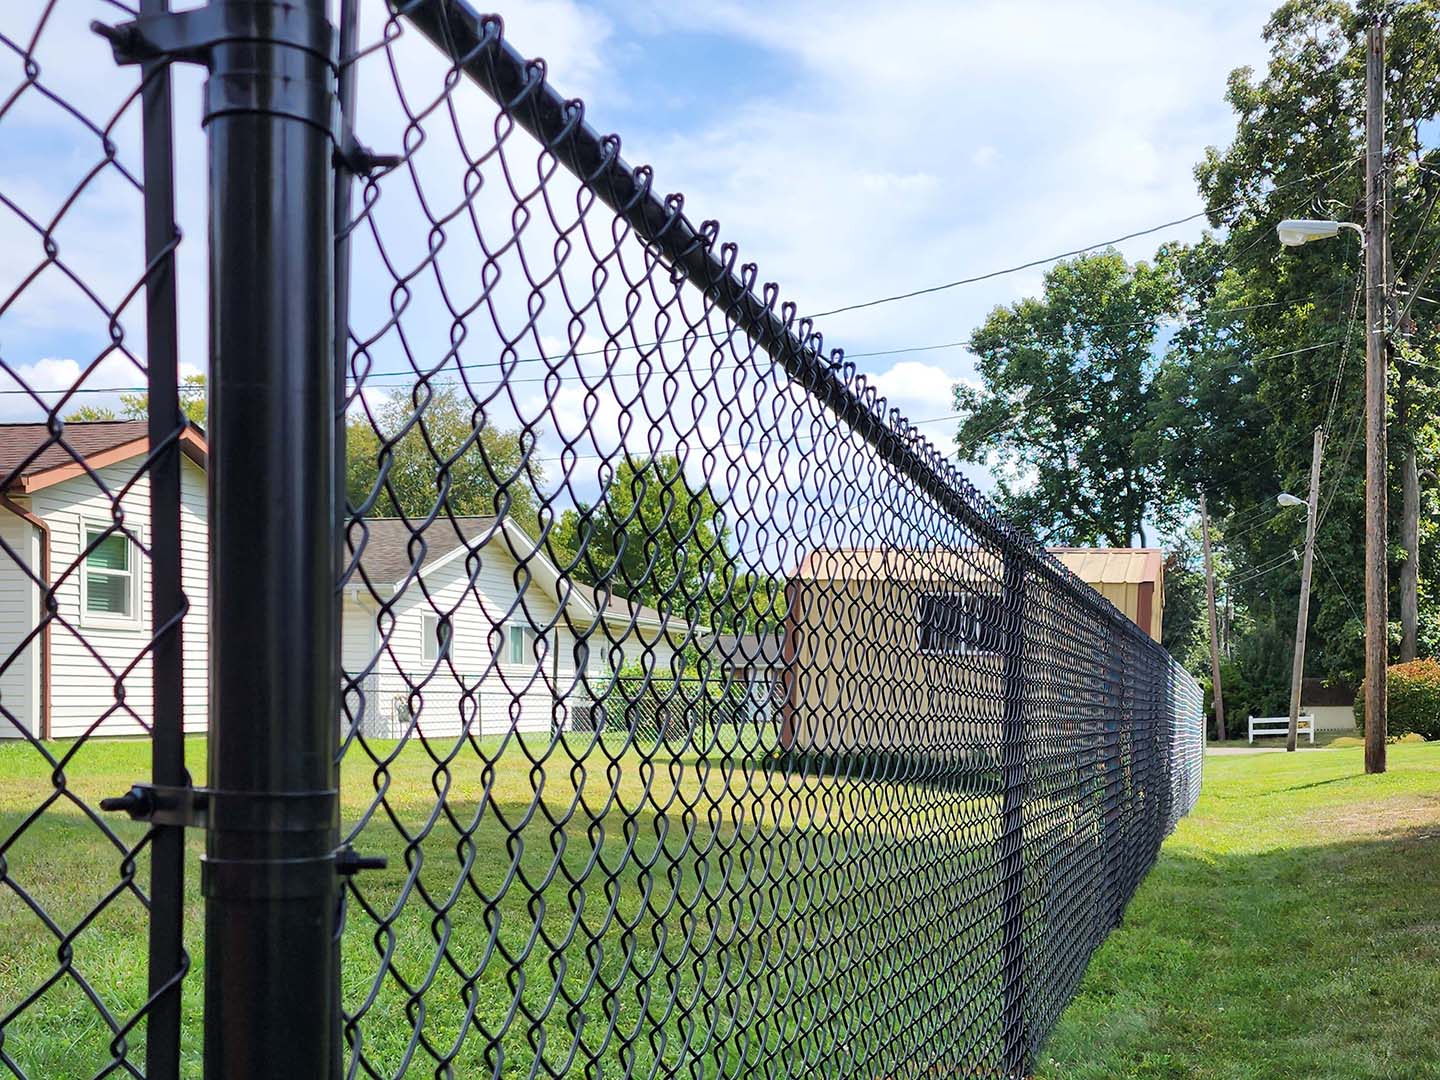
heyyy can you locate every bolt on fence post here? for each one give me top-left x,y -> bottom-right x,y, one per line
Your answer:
202,1 -> 341,1076
997,546 -> 1028,1077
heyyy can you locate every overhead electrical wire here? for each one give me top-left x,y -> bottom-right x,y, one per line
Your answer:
804,157 -> 1360,320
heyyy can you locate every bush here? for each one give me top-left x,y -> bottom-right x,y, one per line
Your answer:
1354,659 -> 1440,741
1204,623 -> 1292,739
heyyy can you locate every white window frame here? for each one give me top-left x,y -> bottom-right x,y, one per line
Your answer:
421,612 -> 451,663
508,623 -> 531,665
916,589 -> 999,657
78,517 -> 143,630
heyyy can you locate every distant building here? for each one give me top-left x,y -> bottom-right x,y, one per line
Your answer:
1049,548 -> 1165,642
778,545 -> 1165,755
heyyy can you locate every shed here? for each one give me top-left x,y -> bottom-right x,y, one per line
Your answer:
1048,548 -> 1164,642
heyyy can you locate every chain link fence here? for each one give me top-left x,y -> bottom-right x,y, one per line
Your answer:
333,4 -> 1203,1077
0,1 -> 1204,1077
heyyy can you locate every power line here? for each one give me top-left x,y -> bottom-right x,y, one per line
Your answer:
1315,545 -> 1363,624
804,158 -> 1360,320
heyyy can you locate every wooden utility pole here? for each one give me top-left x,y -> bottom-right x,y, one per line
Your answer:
1364,17 -> 1388,775
1287,428 -> 1325,752
1201,494 -> 1226,741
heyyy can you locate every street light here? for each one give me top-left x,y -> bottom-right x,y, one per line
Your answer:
1276,219 -> 1364,247
1276,492 -> 1307,509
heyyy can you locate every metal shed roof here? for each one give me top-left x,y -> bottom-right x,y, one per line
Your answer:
1048,548 -> 1164,586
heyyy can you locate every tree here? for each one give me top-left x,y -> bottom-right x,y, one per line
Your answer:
1180,0 -> 1440,682
66,374 -> 207,426
955,250 -> 1179,546
346,386 -> 545,530
549,455 -> 732,622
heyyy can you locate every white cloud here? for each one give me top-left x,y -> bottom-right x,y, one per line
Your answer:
595,0 -> 1275,387
866,359 -> 965,420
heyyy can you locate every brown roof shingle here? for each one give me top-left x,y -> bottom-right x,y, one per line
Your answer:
0,420 -> 150,488
347,516 -> 499,584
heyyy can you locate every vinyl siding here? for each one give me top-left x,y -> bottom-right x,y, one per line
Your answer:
13,457 -> 210,739
348,551 -> 680,741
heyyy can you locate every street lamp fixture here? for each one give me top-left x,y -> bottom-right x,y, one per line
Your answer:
1276,492 -> 1307,509
1276,219 -> 1364,248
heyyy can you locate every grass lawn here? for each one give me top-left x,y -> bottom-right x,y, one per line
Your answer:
0,731 -> 1011,1078
2,735 -> 1435,1078
1035,741 -> 1440,1080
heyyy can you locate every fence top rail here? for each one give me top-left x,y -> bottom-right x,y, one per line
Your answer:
377,0 -> 1171,659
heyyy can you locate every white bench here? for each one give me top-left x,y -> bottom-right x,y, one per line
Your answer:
1248,714 -> 1315,744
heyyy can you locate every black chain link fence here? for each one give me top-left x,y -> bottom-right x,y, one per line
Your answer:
0,1 -> 1203,1077
334,3 -> 1204,1078
0,2 -> 193,1076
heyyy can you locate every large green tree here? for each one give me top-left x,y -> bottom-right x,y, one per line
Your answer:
346,386 -> 545,530
955,249 -> 1180,546
549,455 -> 728,618
1177,0 -> 1440,681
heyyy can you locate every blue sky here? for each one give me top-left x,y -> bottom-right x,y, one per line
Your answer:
1,0 -> 1283,515
487,0 -> 1280,438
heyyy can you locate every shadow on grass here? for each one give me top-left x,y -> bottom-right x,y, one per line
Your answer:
1034,824 -> 1440,1080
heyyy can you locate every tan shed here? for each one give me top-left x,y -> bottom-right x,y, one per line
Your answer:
777,544 -> 1167,755
1047,548 -> 1164,642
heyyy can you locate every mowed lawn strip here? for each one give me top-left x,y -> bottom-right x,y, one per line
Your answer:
0,733 -> 1005,1078
1035,741 -> 1440,1080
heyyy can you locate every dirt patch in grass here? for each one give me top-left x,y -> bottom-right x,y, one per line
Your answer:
1307,792 -> 1440,838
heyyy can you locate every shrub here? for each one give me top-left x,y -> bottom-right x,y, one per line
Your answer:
1204,623 -> 1292,739
1353,659 -> 1440,741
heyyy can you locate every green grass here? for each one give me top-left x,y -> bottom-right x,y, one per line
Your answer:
3,736 -> 1436,1078
1035,741 -> 1440,1080
0,731 -> 1014,1078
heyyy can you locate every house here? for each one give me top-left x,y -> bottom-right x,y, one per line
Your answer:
778,545 -> 1165,754
0,420 -> 209,739
0,421 -> 685,742
341,515 -> 688,741
712,630 -> 786,729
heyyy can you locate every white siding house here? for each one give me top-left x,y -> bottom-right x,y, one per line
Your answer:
0,421 -> 685,742
0,421 -> 209,739
342,516 -> 685,741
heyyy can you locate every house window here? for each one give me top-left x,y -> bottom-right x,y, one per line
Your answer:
917,590 -> 1003,655
421,613 -> 451,662
508,624 -> 535,664
82,523 -> 139,624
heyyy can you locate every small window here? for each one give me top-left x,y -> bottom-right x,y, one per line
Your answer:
508,624 -> 531,664
421,612 -> 451,662
917,590 -> 1003,656
82,524 -> 138,622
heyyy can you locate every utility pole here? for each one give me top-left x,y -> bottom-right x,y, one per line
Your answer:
1363,17 -> 1388,775
1201,494 -> 1226,741
1287,428 -> 1325,752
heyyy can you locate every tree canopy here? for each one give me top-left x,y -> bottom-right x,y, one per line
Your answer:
67,374 -> 207,426
956,249 -> 1179,547
345,386 -> 545,532
955,0 -> 1440,686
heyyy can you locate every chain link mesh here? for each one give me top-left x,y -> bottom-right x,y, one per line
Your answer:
0,2 -> 194,1076
335,3 -> 1204,1078
0,2 -> 1205,1075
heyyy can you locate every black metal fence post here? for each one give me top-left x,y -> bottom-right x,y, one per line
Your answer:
203,2 -> 341,1076
998,545 -> 1028,1077
139,2 -> 187,1075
